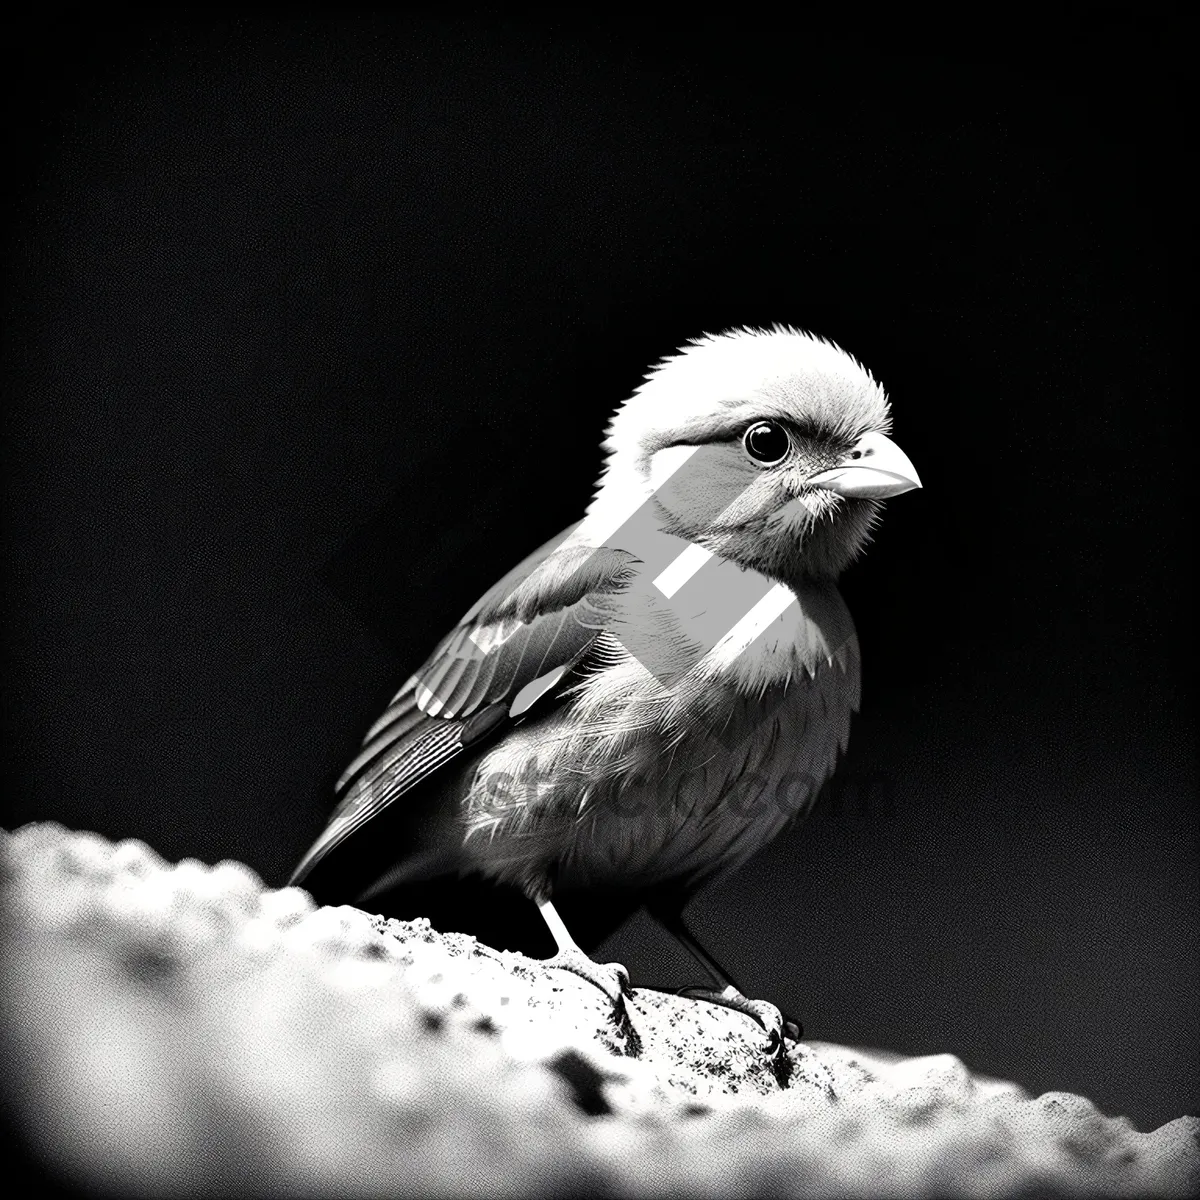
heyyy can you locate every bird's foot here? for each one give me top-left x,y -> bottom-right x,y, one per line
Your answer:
678,984 -> 802,1057
545,946 -> 631,1006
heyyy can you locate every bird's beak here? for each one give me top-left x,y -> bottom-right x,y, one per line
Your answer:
806,431 -> 922,499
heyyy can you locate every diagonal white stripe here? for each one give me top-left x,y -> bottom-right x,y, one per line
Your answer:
702,581 -> 796,667
585,444 -> 701,547
652,542 -> 714,598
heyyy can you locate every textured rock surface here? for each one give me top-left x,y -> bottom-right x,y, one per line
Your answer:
1,823 -> 1196,1197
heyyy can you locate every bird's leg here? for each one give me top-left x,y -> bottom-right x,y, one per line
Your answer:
535,895 -> 631,1007
648,902 -> 802,1056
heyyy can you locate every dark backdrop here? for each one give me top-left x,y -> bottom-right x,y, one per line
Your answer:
4,12 -> 1193,1132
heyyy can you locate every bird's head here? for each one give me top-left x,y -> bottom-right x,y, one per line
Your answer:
591,326 -> 920,580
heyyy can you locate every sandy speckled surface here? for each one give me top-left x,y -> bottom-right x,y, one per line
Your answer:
2,823 -> 1195,1197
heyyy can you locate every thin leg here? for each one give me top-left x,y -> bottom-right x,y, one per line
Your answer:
647,901 -> 802,1054
537,897 -> 582,954
535,896 -> 630,1006
651,904 -> 746,992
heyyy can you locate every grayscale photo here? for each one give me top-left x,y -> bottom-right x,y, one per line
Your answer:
2,10 -> 1194,1197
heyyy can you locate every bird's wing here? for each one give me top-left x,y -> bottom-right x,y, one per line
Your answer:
289,525 -> 638,885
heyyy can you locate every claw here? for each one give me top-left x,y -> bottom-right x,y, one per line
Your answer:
678,984 -> 799,1057
546,945 -> 630,1006
532,895 -> 633,1035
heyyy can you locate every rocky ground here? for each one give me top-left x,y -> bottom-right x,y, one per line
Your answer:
1,822 -> 1196,1197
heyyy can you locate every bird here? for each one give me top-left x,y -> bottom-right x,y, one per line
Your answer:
291,325 -> 920,1053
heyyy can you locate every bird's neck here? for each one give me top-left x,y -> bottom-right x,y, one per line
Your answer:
575,479 -> 856,685
579,474 -> 840,591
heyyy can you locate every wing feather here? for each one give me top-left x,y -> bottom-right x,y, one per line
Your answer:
336,695 -> 426,792
363,678 -> 421,742
291,722 -> 465,884
290,526 -> 638,886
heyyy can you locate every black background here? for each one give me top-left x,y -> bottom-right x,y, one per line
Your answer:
4,11 -> 1194,1133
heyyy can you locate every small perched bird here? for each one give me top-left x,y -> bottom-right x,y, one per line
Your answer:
292,326 -> 920,1051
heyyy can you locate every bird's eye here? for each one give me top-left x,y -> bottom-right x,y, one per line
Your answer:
742,421 -> 791,466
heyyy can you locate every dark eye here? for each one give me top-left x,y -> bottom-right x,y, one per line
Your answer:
742,421 -> 791,466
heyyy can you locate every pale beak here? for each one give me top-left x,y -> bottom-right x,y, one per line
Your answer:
806,431 -> 921,499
